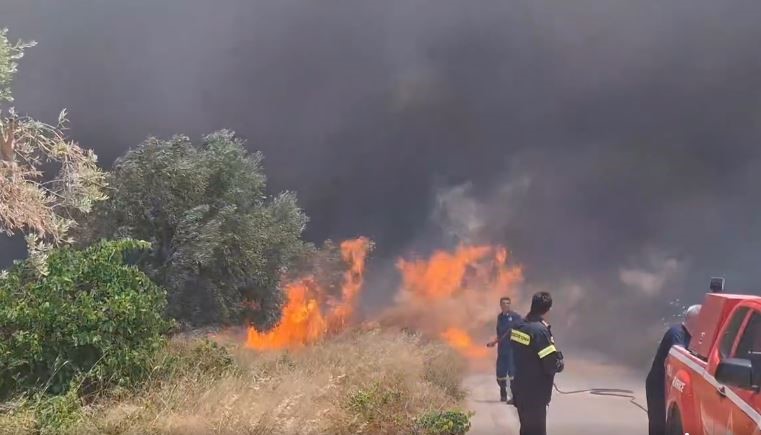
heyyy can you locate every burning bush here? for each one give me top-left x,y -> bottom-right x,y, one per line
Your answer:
246,237 -> 373,350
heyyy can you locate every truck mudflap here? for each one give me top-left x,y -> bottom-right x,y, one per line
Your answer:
669,346 -> 761,435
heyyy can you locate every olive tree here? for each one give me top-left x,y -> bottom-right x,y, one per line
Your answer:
0,28 -> 105,263
80,131 -> 310,329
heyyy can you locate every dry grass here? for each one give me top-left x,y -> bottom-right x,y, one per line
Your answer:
3,327 -> 469,434
0,400 -> 36,435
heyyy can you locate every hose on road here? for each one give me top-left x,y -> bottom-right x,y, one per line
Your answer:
553,383 -> 648,414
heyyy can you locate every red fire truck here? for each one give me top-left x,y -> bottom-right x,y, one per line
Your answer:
665,290 -> 761,434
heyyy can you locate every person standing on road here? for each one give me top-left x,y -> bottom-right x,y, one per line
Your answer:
487,296 -> 522,404
645,304 -> 701,435
510,291 -> 564,435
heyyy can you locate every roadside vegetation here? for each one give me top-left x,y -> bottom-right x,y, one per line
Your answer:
1,330 -> 469,434
0,29 -> 472,434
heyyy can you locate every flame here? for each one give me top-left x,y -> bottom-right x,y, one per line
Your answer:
244,238 -> 523,360
245,278 -> 327,350
246,237 -> 371,350
391,244 -> 523,360
328,237 -> 371,332
441,327 -> 489,359
396,246 -> 492,300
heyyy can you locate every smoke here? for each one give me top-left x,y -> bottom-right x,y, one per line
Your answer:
432,183 -> 486,246
619,256 -> 684,297
3,0 -> 761,366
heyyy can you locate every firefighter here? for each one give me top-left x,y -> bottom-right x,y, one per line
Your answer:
645,304 -> 701,435
510,291 -> 564,435
486,296 -> 522,404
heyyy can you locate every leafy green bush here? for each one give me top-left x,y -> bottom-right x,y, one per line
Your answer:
33,389 -> 83,435
154,339 -> 235,380
347,382 -> 404,423
417,410 -> 472,435
342,380 -> 472,434
342,381 -> 412,433
0,240 -> 171,398
78,131 -> 310,329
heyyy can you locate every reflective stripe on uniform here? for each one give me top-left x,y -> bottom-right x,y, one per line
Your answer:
510,330 -> 531,345
538,344 -> 556,358
496,376 -> 508,381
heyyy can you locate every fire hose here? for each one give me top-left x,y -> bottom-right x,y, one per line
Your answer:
491,332 -> 649,414
553,383 -> 648,414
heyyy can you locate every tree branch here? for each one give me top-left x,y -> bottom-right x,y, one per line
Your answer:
1,117 -> 16,162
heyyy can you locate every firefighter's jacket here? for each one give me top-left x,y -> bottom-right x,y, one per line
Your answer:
510,313 -> 564,405
496,310 -> 521,357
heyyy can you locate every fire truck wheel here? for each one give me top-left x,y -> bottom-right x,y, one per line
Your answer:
665,407 -> 684,435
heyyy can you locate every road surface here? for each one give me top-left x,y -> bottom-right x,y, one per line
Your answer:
465,355 -> 648,434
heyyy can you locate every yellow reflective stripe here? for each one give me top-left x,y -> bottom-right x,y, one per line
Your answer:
496,376 -> 508,381
510,330 -> 531,346
538,344 -> 557,358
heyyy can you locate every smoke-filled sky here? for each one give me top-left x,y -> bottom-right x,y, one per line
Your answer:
3,0 -> 761,363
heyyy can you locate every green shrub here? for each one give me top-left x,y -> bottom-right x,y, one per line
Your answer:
153,338 -> 235,380
416,410 -> 472,435
186,339 -> 234,374
343,381 -> 411,433
342,380 -> 472,434
33,388 -> 83,435
78,131 -> 311,329
347,382 -> 404,423
0,239 -> 172,398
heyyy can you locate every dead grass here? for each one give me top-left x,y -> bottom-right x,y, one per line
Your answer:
2,327 -> 469,434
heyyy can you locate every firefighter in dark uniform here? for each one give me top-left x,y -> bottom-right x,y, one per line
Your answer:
645,304 -> 700,435
486,296 -> 522,403
510,291 -> 564,435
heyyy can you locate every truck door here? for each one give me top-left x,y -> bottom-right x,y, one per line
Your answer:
726,310 -> 761,434
700,307 -> 750,434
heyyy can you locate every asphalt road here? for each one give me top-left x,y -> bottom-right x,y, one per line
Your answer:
465,355 -> 648,434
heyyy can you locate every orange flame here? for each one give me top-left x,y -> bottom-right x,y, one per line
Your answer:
245,278 -> 327,350
392,244 -> 523,360
245,237 -> 371,350
396,246 -> 492,300
328,237 -> 372,332
244,238 -> 522,360
441,327 -> 490,359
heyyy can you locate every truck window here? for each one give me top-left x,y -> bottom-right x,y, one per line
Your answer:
719,307 -> 750,359
734,311 -> 761,360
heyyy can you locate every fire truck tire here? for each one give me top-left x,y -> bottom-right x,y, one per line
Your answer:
666,406 -> 684,435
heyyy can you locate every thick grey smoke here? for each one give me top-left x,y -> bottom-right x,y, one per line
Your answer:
3,0 -> 761,366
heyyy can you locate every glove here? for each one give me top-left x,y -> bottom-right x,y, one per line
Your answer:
555,351 -> 565,373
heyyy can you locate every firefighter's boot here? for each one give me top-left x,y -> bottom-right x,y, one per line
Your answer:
498,379 -> 508,402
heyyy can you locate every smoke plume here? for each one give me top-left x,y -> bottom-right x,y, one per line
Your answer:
3,0 -> 761,367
